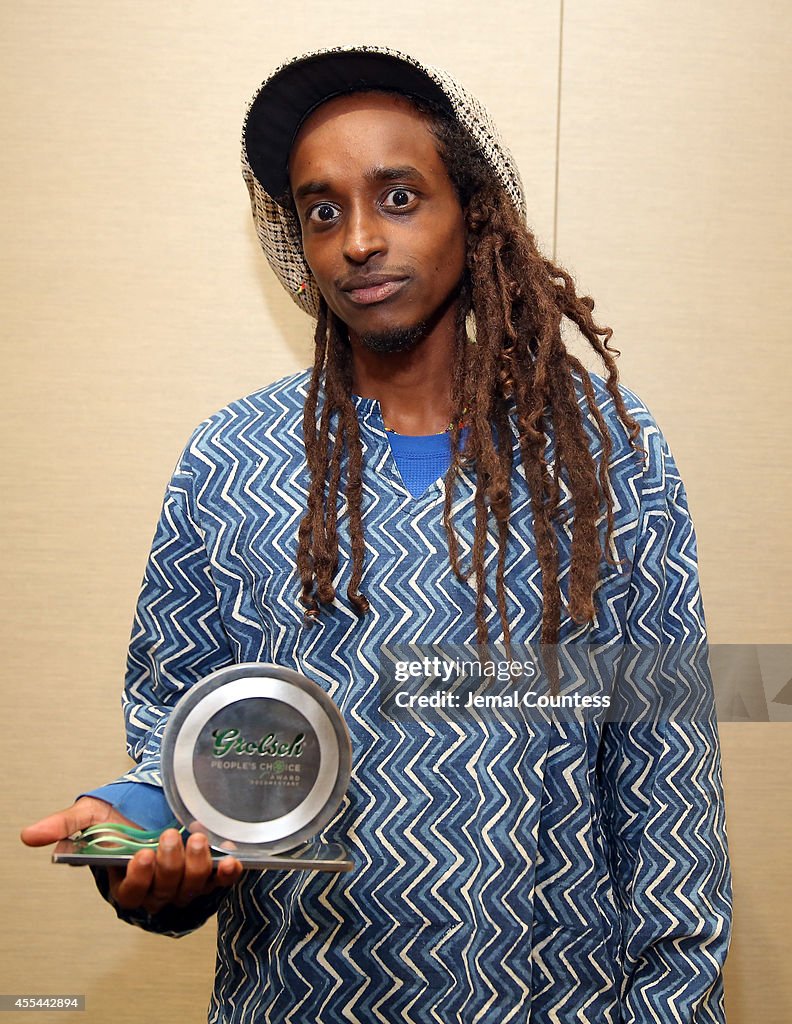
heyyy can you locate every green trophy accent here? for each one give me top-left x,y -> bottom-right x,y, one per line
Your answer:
211,728 -> 306,759
72,822 -> 186,854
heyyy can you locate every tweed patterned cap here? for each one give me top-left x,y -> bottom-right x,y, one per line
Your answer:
241,45 -> 526,318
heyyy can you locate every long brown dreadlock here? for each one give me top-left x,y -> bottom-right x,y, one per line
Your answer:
294,95 -> 641,645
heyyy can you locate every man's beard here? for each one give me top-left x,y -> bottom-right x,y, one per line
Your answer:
357,321 -> 428,354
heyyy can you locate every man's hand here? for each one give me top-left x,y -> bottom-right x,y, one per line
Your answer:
107,827 -> 242,913
21,797 -> 243,914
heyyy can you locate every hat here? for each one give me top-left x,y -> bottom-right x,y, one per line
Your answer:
241,45 -> 526,318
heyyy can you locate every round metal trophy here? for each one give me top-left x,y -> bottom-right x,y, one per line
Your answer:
159,663 -> 352,871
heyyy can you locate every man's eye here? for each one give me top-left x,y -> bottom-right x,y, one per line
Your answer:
383,188 -> 417,210
307,203 -> 340,224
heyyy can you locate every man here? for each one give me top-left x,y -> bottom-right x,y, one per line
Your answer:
23,46 -> 731,1023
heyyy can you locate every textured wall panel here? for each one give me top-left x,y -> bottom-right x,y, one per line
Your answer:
557,0 -> 792,644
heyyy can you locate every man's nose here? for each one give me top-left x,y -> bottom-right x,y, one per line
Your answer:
342,206 -> 386,263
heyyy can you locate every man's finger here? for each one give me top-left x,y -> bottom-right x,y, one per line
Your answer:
168,833 -> 213,906
20,798 -> 115,847
211,856 -> 244,890
20,811 -> 76,847
180,855 -> 244,905
111,849 -> 156,909
147,829 -> 186,905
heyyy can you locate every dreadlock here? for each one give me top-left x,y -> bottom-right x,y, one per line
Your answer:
295,95 -> 641,645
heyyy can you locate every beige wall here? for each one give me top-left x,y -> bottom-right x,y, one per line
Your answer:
2,1 -> 789,1021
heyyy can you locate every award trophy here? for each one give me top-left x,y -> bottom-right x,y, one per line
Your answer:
53,663 -> 353,872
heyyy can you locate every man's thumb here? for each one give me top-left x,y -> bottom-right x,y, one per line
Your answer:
20,798 -> 111,847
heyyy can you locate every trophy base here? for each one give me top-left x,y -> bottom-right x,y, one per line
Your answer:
52,838 -> 353,872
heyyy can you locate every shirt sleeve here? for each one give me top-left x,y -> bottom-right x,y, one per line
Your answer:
598,425 -> 732,1023
79,782 -> 177,831
118,440 -> 235,788
90,438 -> 237,935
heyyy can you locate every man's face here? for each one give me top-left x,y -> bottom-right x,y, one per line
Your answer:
288,92 -> 466,353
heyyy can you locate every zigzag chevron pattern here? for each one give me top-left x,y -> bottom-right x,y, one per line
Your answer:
117,370 -> 730,1023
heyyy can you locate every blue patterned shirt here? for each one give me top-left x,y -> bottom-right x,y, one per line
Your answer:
96,369 -> 731,1024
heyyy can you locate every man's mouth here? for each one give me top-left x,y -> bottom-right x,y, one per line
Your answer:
340,274 -> 409,306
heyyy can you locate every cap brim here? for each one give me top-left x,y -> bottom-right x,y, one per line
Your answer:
244,49 -> 454,201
